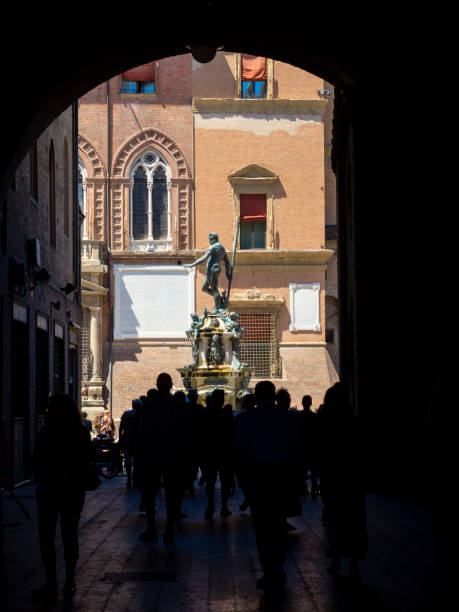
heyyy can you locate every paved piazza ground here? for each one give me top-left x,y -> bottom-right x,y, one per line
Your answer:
2,475 -> 437,611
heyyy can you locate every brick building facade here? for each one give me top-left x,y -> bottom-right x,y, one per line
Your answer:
78,53 -> 338,425
0,104 -> 80,484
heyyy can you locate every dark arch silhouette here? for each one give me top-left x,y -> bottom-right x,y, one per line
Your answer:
0,5 -> 445,500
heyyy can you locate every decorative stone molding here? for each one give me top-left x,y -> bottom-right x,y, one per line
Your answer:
195,249 -> 334,266
192,98 -> 328,116
228,164 -> 278,186
111,128 -> 191,179
78,135 -> 106,178
230,290 -> 284,313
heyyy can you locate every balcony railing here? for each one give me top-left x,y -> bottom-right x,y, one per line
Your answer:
81,239 -> 104,263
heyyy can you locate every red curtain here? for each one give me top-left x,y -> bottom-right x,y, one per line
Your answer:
240,194 -> 266,221
241,55 -> 267,81
122,61 -> 156,82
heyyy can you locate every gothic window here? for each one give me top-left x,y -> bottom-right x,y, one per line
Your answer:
129,150 -> 171,250
133,166 -> 148,239
153,165 -> 167,240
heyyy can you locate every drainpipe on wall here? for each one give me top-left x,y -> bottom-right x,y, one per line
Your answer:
106,80 -> 113,418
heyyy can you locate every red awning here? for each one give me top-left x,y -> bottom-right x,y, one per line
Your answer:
240,194 -> 266,221
122,61 -> 156,82
241,55 -> 267,81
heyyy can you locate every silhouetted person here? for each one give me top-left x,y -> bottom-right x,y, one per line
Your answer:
234,393 -> 256,511
200,388 -> 234,519
119,399 -> 141,487
300,394 -> 319,497
318,382 -> 367,581
276,389 -> 302,531
185,388 -> 205,492
233,381 -> 300,593
136,373 -> 187,544
81,411 -> 93,434
32,393 -> 94,602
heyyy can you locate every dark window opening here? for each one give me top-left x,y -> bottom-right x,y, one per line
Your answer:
53,335 -> 65,393
36,327 -> 49,415
69,346 -> 77,402
240,220 -> 266,248
121,79 -> 155,94
153,165 -> 167,240
240,193 -> 266,249
242,80 -> 266,99
133,166 -> 148,239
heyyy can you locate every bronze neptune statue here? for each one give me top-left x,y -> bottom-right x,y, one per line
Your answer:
183,232 -> 232,311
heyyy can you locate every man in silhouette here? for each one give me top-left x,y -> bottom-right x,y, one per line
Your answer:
233,380 -> 300,592
119,399 -> 141,487
136,373 -> 187,544
200,388 -> 234,518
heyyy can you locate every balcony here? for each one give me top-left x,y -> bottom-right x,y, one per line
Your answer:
81,239 -> 107,274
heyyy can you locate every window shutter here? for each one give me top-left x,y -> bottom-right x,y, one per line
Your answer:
240,194 -> 267,221
122,61 -> 156,82
241,55 -> 267,80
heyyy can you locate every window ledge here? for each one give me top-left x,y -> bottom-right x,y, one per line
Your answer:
192,98 -> 328,115
120,93 -> 159,99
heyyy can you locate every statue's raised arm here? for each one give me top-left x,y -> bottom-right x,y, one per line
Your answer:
183,232 -> 230,311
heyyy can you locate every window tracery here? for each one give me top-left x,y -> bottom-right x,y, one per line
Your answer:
129,149 -> 172,251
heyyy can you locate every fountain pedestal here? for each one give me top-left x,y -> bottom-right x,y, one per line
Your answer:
177,308 -> 252,409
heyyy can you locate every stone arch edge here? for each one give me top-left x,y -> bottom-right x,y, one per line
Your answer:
78,134 -> 106,178
111,128 -> 192,180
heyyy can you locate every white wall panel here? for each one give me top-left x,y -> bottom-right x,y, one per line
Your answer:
289,282 -> 321,331
114,265 -> 195,339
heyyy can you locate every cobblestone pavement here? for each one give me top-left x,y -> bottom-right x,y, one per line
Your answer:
2,476 -> 436,611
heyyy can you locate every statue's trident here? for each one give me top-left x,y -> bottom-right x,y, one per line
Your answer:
226,217 -> 240,301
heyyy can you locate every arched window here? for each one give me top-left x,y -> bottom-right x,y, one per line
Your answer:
129,149 -> 171,251
49,141 -> 56,247
133,166 -> 147,239
153,165 -> 167,239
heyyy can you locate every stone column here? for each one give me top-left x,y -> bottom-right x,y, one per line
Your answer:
89,306 -> 102,381
147,179 -> 153,240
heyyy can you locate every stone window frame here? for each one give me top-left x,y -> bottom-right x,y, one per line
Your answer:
234,54 -> 274,99
129,149 -> 172,252
228,165 -> 278,250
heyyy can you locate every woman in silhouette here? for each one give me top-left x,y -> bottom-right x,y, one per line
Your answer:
32,393 -> 93,602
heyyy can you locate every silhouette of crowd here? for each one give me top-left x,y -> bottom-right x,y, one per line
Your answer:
29,377 -> 368,602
